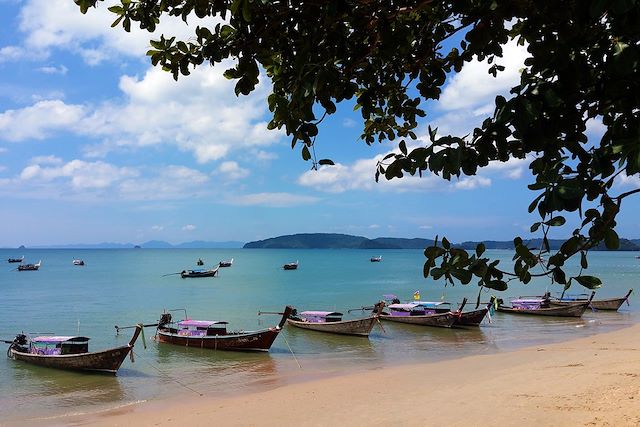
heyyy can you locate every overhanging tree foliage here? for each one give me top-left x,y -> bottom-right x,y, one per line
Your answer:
75,0 -> 640,294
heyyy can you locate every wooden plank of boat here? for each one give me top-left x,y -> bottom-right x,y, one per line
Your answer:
550,289 -> 633,311
286,315 -> 378,336
154,307 -> 293,351
6,325 -> 142,375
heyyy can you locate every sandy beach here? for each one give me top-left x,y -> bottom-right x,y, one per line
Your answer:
16,323 -> 636,427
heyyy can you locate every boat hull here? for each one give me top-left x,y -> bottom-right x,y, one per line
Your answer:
286,316 -> 377,336
156,328 -> 281,351
9,346 -> 132,374
550,290 -> 632,311
497,302 -> 589,317
454,307 -> 489,326
379,312 -> 457,328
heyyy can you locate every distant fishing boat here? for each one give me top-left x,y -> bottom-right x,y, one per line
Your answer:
196,258 -> 204,266
219,258 -> 234,267
180,266 -> 219,278
496,292 -> 594,317
72,259 -> 85,266
550,289 -> 633,311
7,256 -> 24,263
119,307 -> 293,352
283,261 -> 298,270
17,260 -> 41,271
4,325 -> 142,374
370,255 -> 382,262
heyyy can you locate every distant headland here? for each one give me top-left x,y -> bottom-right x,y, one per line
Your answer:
243,233 -> 640,251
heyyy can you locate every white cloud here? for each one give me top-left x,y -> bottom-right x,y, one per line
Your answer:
37,64 -> 68,75
216,161 -> 249,180
0,100 -> 86,141
15,0 -> 218,65
439,41 -> 529,111
617,173 -> 640,189
298,151 -> 527,194
19,159 -> 138,189
227,192 -> 320,207
182,224 -> 196,231
151,225 -> 164,231
0,45 -> 27,62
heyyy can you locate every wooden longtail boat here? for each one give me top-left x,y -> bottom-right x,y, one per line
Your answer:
150,307 -> 293,351
17,260 -> 41,271
180,266 -> 219,278
5,325 -> 142,375
370,256 -> 382,262
283,303 -> 385,337
7,256 -> 24,263
497,292 -> 594,317
373,299 -> 467,328
283,261 -> 298,270
550,289 -> 633,311
219,258 -> 234,267
72,259 -> 85,266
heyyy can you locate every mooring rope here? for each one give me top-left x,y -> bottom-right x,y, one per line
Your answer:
281,334 -> 301,369
131,349 -> 203,396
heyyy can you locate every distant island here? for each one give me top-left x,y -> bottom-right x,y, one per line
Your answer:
243,233 -> 640,251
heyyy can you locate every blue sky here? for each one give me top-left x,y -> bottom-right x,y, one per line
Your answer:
0,0 -> 639,247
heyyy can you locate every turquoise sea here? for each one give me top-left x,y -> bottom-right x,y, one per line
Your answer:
0,248 -> 638,422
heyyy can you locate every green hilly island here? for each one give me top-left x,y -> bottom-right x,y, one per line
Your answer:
244,233 -> 640,251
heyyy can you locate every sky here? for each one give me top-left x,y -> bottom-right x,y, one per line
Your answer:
0,0 -> 638,247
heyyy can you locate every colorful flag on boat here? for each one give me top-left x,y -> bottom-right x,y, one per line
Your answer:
413,290 -> 420,301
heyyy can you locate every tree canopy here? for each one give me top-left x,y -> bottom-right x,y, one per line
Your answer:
75,0 -> 640,295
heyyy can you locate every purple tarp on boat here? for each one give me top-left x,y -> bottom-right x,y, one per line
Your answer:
177,320 -> 228,327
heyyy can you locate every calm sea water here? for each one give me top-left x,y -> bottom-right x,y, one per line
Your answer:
0,248 -> 638,422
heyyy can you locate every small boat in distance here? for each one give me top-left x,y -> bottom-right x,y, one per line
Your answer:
180,266 -> 219,278
496,292 -> 594,317
219,258 -> 234,267
126,307 -> 293,352
550,289 -> 633,311
73,259 -> 85,266
370,255 -> 382,262
7,256 -> 24,263
283,261 -> 298,270
5,325 -> 143,375
17,260 -> 41,271
196,258 -> 204,266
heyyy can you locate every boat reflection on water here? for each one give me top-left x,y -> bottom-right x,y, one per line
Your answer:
4,362 -> 126,421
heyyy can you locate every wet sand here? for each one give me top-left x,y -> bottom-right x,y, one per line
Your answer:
22,323 -> 639,427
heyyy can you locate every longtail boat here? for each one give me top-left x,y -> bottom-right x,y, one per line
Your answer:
219,258 -> 234,267
72,259 -> 85,266
17,260 -> 41,271
180,266 -> 219,278
142,307 -> 293,351
283,261 -> 298,270
370,256 -> 382,262
7,256 -> 24,263
373,299 -> 467,328
496,292 -> 594,317
550,289 -> 633,311
278,303 -> 385,337
5,325 -> 142,375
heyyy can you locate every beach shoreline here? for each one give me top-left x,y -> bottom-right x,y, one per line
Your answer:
10,322 -> 639,427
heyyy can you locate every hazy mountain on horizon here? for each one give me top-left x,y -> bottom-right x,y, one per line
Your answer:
13,240 -> 245,249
